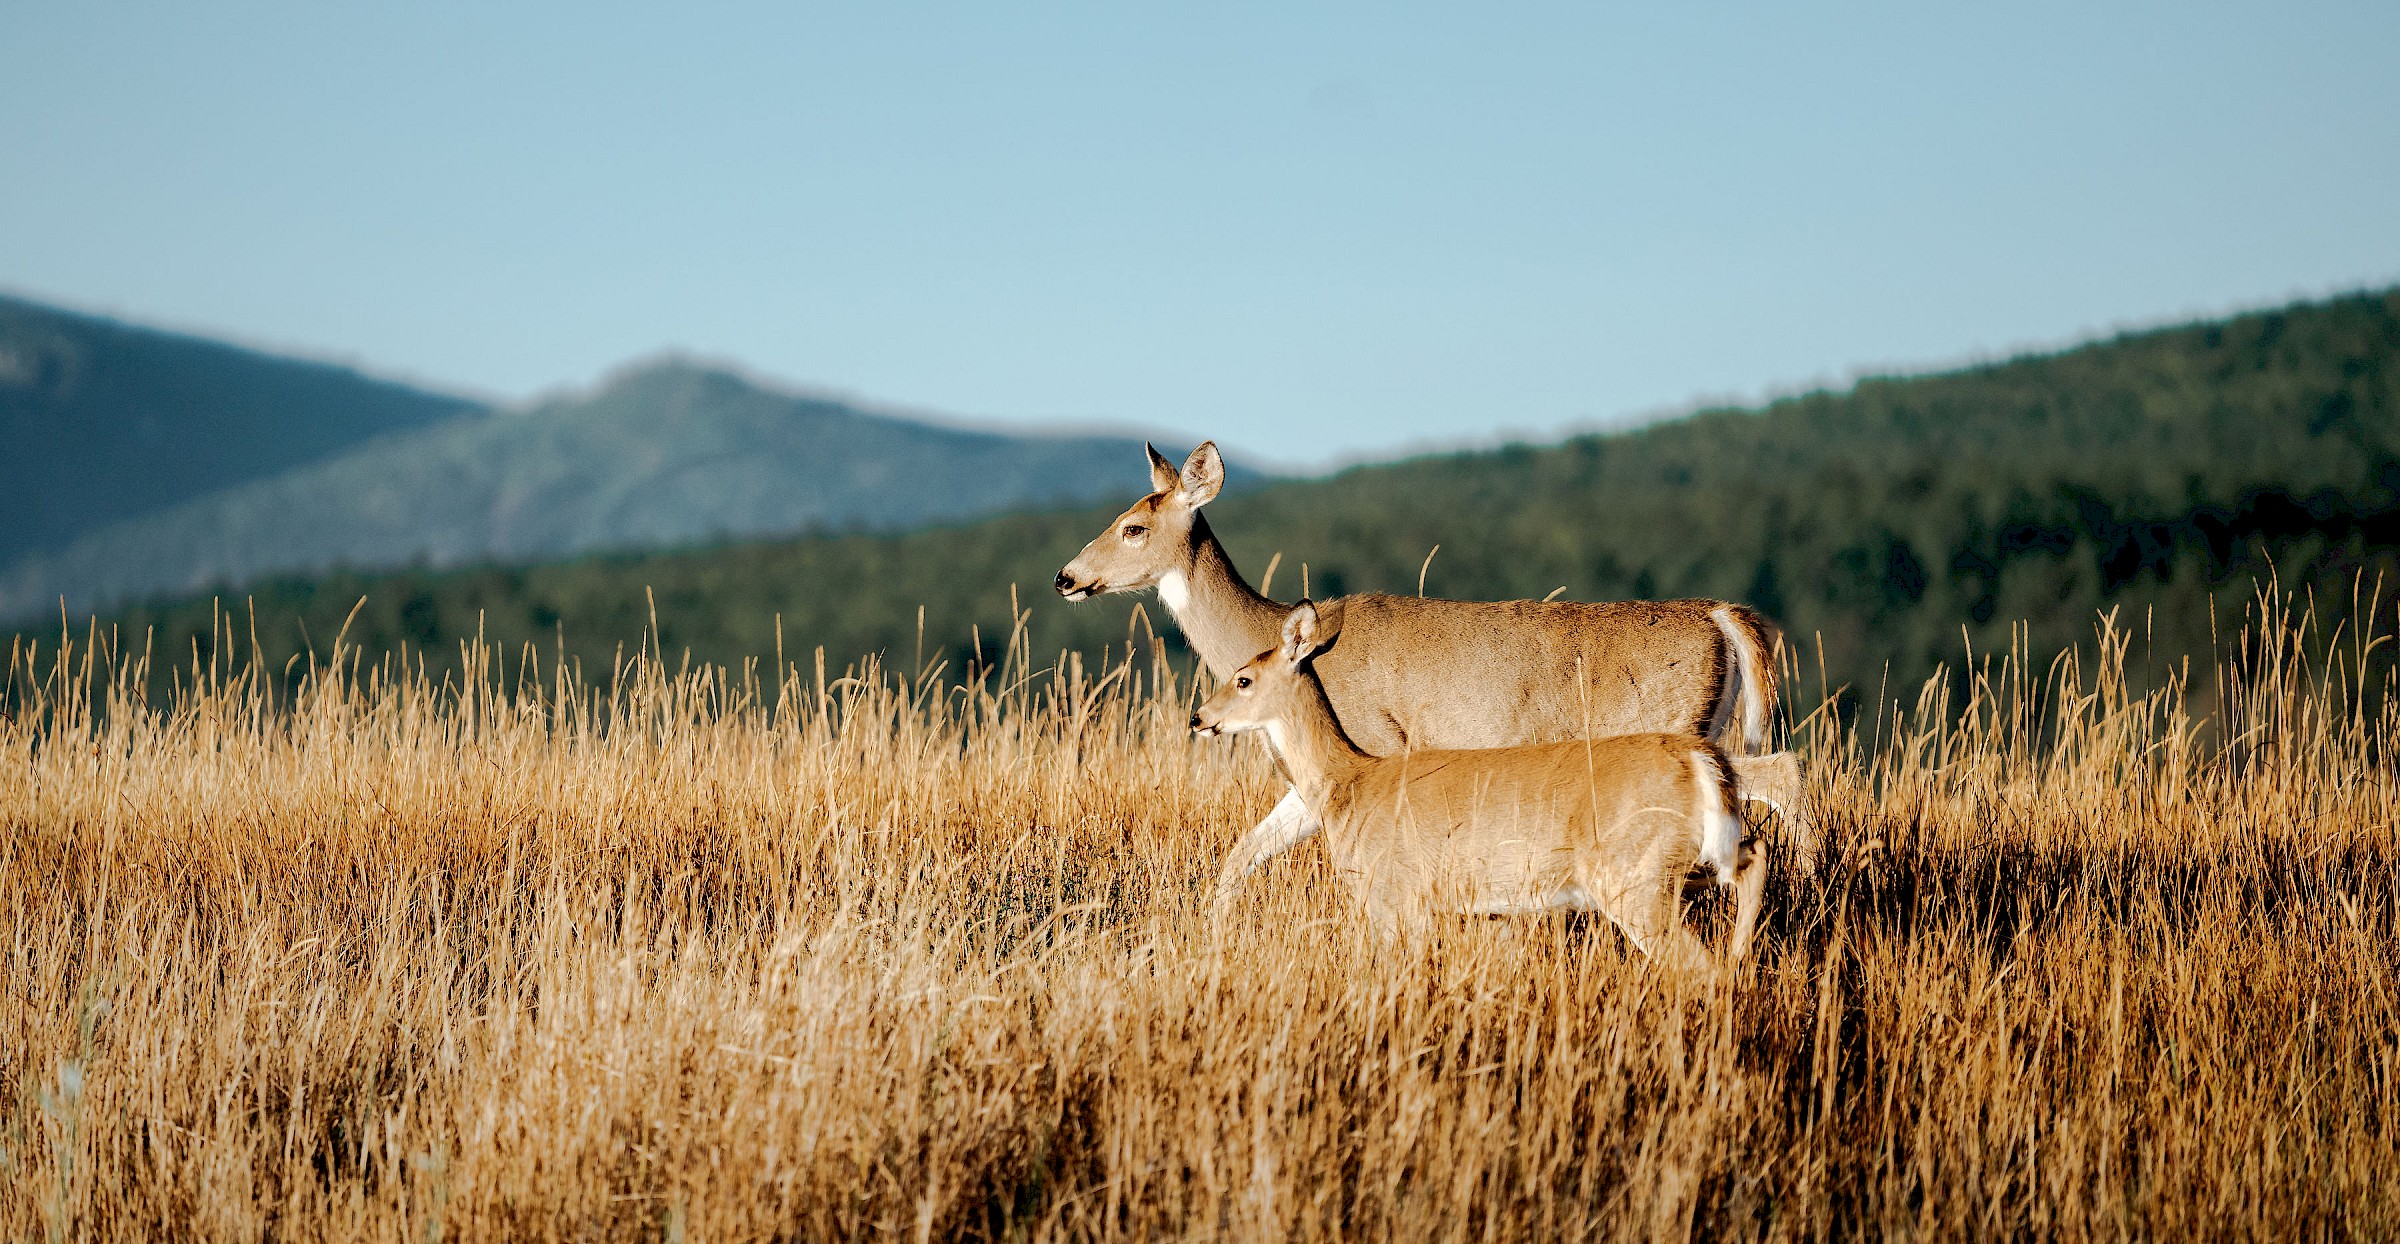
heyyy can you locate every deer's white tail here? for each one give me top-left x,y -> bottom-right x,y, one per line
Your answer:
1711,605 -> 1779,755
1689,750 -> 1744,886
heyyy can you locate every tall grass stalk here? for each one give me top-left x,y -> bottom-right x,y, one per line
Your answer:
2,587 -> 2396,1239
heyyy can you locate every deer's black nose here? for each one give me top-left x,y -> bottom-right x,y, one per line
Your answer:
1054,571 -> 1075,593
1188,713 -> 1203,730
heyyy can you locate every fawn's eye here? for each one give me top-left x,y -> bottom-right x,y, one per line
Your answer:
1236,675 -> 1252,689
1122,524 -> 1147,539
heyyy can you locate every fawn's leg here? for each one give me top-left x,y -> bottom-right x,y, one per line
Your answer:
1594,869 -> 1714,971
1725,842 -> 1771,962
1211,790 -> 1320,916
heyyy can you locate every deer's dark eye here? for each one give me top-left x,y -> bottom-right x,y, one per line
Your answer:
1122,524 -> 1147,539
1236,675 -> 1252,689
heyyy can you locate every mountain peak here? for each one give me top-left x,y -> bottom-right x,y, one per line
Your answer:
0,326 -> 1267,620
569,353 -> 760,404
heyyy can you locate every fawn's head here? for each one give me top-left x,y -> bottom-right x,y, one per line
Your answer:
1055,442 -> 1224,602
1190,600 -> 1341,738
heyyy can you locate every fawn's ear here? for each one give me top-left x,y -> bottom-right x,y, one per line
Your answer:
1311,596 -> 1344,645
1145,442 -> 1180,495
1279,599 -> 1333,663
1178,442 -> 1225,508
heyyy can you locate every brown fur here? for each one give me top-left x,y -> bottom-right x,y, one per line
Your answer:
1726,750 -> 1818,865
1192,602 -> 1769,963
1057,443 -> 1783,757
1059,442 -> 1812,903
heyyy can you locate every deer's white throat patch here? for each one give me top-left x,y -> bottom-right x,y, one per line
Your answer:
1156,571 -> 1190,613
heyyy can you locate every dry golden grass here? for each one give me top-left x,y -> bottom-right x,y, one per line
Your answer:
4,593 -> 2398,1241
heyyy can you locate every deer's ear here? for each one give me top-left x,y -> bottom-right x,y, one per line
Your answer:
1145,443 -> 1180,494
1279,599 -> 1324,663
1309,597 -> 1344,647
1179,442 -> 1225,507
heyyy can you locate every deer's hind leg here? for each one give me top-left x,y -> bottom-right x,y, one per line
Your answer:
1731,752 -> 1818,876
1588,866 -> 1712,971
1724,841 -> 1770,962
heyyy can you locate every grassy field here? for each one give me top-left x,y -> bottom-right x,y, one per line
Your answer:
4,588 -> 2397,1240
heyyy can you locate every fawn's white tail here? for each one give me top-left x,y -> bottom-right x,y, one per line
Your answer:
1690,749 -> 1744,886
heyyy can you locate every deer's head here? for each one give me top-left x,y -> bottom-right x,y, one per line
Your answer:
1055,442 -> 1224,603
1190,600 -> 1340,739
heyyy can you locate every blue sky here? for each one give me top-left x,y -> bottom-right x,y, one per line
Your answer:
4,2 -> 2395,468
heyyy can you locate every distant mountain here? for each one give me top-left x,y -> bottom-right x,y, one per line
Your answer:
0,294 -> 483,565
50,287 -> 2395,708
0,357 -> 1260,621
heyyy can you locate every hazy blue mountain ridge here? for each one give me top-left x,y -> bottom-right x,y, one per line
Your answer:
39,288 -> 2392,714
0,355 -> 1253,621
0,293 -> 484,563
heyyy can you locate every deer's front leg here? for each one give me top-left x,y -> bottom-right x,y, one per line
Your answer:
1210,789 -> 1320,916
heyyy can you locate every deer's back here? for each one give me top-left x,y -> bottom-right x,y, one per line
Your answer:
1311,594 -> 1735,755
1322,732 -> 1710,900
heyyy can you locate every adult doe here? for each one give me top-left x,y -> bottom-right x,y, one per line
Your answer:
1056,441 -> 1805,905
1191,601 -> 1769,963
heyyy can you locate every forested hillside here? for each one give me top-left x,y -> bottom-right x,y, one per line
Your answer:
26,288 -> 2397,709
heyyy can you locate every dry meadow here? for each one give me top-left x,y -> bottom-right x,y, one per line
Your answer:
4,593 -> 2398,1241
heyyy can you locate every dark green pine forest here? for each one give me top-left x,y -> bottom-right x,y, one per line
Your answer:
18,289 -> 2399,714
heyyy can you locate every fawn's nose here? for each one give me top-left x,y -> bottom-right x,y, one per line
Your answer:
1054,571 -> 1076,594
1188,713 -> 1203,730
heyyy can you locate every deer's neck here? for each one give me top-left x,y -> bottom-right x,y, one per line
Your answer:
1164,514 -> 1288,678
1265,674 -> 1371,806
